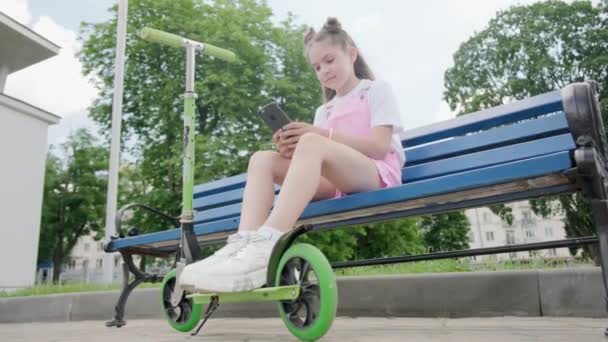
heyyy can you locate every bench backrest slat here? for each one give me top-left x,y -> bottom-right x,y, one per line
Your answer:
406,112 -> 569,165
404,133 -> 574,182
402,90 -> 563,147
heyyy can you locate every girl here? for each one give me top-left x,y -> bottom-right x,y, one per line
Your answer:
180,17 -> 405,292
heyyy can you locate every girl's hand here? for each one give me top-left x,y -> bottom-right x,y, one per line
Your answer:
273,129 -> 294,159
279,122 -> 326,149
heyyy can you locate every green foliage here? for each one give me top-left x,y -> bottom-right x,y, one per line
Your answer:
79,0 -> 320,235
297,229 -> 362,262
419,212 -> 471,252
354,218 -> 425,259
40,129 -> 108,282
296,219 -> 425,263
443,0 -> 608,262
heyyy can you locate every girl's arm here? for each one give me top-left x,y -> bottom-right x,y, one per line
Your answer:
281,122 -> 393,160
326,125 -> 393,160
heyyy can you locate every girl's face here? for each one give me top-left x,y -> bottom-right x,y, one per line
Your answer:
308,39 -> 358,93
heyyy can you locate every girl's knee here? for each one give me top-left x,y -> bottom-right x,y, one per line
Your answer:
248,150 -> 289,184
248,150 -> 279,169
294,132 -> 324,155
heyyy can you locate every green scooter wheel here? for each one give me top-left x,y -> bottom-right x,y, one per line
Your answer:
275,243 -> 338,341
161,269 -> 203,332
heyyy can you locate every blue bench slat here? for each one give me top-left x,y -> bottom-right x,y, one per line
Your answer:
108,215 -> 240,251
194,188 -> 245,211
299,151 -> 573,219
194,185 -> 280,211
402,90 -> 563,148
404,133 -> 575,183
195,201 -> 243,224
193,173 -> 247,198
107,151 -> 573,252
191,134 -> 574,225
405,112 -> 569,165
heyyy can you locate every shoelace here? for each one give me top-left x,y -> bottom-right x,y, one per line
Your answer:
232,234 -> 272,260
213,234 -> 249,257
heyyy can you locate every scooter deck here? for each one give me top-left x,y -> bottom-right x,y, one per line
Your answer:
186,285 -> 301,304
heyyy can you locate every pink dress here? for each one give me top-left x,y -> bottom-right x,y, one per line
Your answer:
318,83 -> 404,198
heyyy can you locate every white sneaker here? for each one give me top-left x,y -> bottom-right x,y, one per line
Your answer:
183,232 -> 276,293
179,232 -> 251,290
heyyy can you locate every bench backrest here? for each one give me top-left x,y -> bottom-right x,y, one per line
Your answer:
192,89 -> 572,225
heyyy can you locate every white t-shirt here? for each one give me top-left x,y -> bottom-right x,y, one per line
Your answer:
313,79 -> 406,166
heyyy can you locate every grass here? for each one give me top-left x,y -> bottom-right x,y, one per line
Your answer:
0,281 -> 161,298
1,258 -> 595,298
335,257 -> 593,276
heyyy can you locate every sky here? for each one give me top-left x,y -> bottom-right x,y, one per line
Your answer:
1,0 -> 575,148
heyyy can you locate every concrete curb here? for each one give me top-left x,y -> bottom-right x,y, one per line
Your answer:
0,268 -> 605,323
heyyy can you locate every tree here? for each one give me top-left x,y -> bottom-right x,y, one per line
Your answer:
78,0 -> 321,236
354,218 -> 426,259
39,129 -> 108,282
419,212 -> 470,252
443,0 -> 608,262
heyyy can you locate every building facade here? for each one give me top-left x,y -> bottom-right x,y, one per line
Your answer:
57,234 -> 124,284
465,201 -> 572,261
0,12 -> 61,290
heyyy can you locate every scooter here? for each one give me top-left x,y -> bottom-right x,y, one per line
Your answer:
141,27 -> 337,342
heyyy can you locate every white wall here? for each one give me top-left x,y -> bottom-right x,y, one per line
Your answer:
0,94 -> 58,289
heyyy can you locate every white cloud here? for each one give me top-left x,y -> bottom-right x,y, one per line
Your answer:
4,15 -> 98,117
0,0 -> 31,25
351,13 -> 382,36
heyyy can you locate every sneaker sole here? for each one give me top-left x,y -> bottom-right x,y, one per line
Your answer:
189,268 -> 267,293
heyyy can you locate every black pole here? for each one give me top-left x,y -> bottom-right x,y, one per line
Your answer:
331,236 -> 599,269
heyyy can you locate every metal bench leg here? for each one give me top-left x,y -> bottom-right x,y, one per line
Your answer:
106,251 -> 162,328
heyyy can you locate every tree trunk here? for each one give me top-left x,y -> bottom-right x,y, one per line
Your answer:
51,248 -> 64,284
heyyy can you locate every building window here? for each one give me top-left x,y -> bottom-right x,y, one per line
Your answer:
483,212 -> 492,223
114,256 -> 121,267
545,227 -> 554,237
522,210 -> 536,227
98,242 -> 104,252
84,243 -> 90,252
96,259 -> 103,269
525,228 -> 535,238
485,231 -> 494,241
547,248 -> 557,256
506,230 -> 515,245
469,232 -> 475,242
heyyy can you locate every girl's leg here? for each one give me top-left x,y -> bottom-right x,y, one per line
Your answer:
238,150 -> 338,232
180,136 -> 375,292
264,132 -> 382,232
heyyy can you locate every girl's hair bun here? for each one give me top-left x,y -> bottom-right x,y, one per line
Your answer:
323,17 -> 342,34
303,27 -> 316,45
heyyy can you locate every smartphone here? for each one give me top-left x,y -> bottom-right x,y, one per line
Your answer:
258,101 -> 292,133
